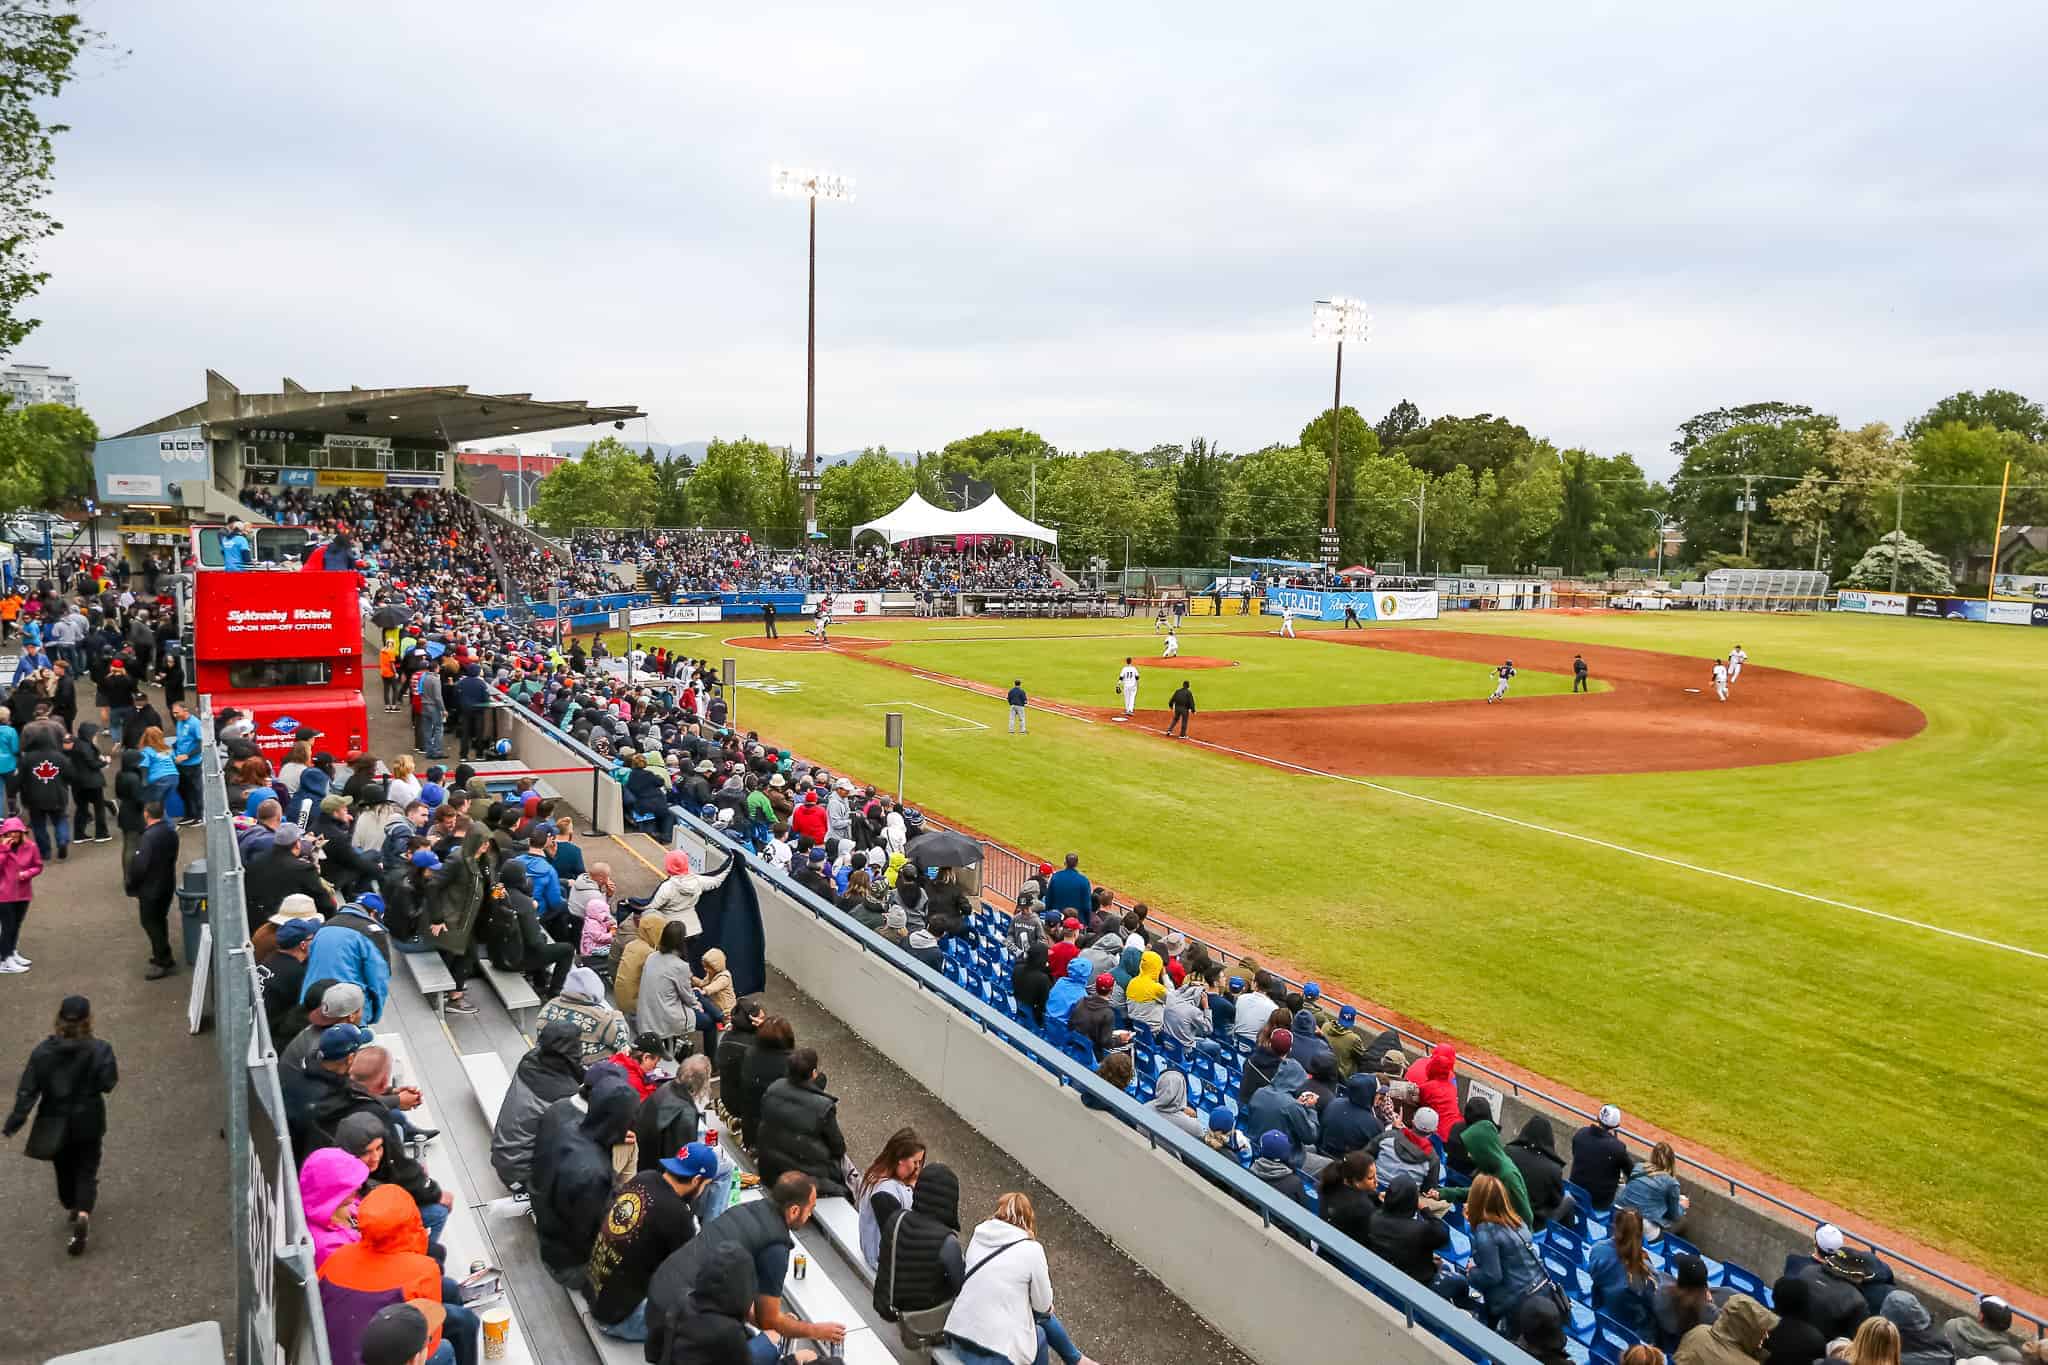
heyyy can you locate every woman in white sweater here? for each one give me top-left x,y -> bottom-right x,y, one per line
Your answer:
943,1193 -> 1097,1365
643,848 -> 735,956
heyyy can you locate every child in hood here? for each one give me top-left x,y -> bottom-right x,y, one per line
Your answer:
299,1147 -> 371,1269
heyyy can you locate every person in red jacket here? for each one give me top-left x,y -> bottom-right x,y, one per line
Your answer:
790,790 -> 827,845
1406,1044 -> 1460,1127
320,1184 -> 477,1365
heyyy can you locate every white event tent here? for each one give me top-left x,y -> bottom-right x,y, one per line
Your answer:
851,491 -> 1059,546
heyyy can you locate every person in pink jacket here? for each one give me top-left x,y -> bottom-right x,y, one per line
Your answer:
576,863 -> 619,960
299,1146 -> 371,1268
0,814 -> 45,973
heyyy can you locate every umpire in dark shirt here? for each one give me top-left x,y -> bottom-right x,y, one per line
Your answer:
1166,681 -> 1196,737
125,800 -> 181,978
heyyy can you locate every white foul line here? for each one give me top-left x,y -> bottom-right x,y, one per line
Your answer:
862,700 -> 990,732
1172,734 -> 2048,964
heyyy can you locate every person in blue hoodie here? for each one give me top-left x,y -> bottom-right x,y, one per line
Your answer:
0,706 -> 18,814
1242,1057 -> 1325,1173
517,826 -> 567,934
287,764 -> 330,831
303,906 -> 393,1025
170,702 -> 205,821
1044,955 -> 1091,1027
1287,1008 -> 1335,1075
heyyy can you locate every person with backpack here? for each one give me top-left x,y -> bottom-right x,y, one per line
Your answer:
2,994 -> 118,1256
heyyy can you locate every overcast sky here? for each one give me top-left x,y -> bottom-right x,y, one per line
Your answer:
32,1 -> 2048,476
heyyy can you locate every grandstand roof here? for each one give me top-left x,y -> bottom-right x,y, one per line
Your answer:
852,489 -> 1059,545
116,371 -> 644,444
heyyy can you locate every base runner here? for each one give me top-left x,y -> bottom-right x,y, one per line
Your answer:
1486,659 -> 1515,704
1728,644 -> 1747,684
1712,657 -> 1729,701
1116,657 -> 1140,717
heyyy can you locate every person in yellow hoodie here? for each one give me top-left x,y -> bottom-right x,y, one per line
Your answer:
614,910 -> 666,1019
691,947 -> 736,1058
1124,950 -> 1170,1031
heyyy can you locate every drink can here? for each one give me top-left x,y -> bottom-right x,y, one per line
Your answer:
793,1252 -> 808,1280
705,1126 -> 719,1148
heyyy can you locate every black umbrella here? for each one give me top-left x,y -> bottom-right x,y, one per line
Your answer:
371,603 -> 414,629
905,829 -> 981,868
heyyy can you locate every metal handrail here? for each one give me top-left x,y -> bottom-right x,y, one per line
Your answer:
955,828 -> 2043,1334
482,684 -> 1536,1361
489,673 -> 2040,1334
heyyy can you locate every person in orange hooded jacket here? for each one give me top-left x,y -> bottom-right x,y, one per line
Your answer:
319,1184 -> 478,1365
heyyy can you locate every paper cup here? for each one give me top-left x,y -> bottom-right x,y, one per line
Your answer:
480,1306 -> 513,1360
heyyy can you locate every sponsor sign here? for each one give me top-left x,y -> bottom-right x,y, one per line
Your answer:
1987,601 -> 2033,626
1370,590 -> 1440,622
625,604 -> 724,627
279,468 -> 318,487
386,472 -> 441,488
93,424 -> 208,504
322,433 -> 392,450
316,468 -> 385,488
1908,595 -> 1986,622
803,591 -> 880,617
158,434 -> 209,463
2033,603 -> 2048,627
1837,590 -> 1908,616
105,473 -> 164,497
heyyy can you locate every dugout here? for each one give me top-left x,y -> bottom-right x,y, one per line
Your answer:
1700,567 -> 1830,611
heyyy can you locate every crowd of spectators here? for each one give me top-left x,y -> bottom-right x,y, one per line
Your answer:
570,528 -> 1062,596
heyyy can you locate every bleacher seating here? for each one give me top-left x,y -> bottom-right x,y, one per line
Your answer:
937,903 -> 1778,1365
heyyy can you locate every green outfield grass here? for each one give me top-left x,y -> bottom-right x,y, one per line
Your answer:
861,626 -> 1587,709
608,610 -> 2048,1286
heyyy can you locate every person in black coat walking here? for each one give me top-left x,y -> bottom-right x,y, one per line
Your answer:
3,994 -> 118,1255
125,801 -> 181,979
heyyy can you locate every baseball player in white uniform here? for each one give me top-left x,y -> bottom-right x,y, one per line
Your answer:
1728,644 -> 1747,684
811,594 -> 833,643
1487,659 -> 1515,704
1162,629 -> 1179,659
1279,604 -> 1296,638
1116,658 -> 1141,717
1712,658 -> 1729,701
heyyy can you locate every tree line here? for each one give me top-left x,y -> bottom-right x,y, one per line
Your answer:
527,388 -> 2048,580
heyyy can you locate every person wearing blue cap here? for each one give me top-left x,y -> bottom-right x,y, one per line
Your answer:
1250,1128 -> 1309,1206
1319,1001 -> 1373,1080
281,1022 -> 374,1155
259,916 -> 320,1039
585,1141 -> 718,1340
1201,1106 -> 1249,1160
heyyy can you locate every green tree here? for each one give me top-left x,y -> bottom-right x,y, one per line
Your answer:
1666,402 -> 1838,562
1553,450 -> 1601,574
934,428 -> 1054,509
648,451 -> 693,525
1472,447 -> 1562,571
1839,532 -> 1953,593
1170,438 -> 1229,566
1346,454 -> 1427,568
0,398 -> 90,508
687,436 -> 794,533
1223,445 -> 1324,560
1906,422 -> 2041,568
527,435 -> 654,532
1423,466 -> 1481,570
1374,399 -> 1424,451
1036,449 -> 1159,569
1905,389 -> 2047,442
1400,414 -> 1535,480
816,446 -> 913,533
0,3 -> 92,357
1299,405 -> 1386,564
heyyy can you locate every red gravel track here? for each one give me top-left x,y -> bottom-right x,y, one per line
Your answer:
1177,629 -> 1927,777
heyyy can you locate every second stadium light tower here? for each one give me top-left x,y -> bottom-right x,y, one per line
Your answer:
1312,296 -> 1370,569
773,166 -> 856,537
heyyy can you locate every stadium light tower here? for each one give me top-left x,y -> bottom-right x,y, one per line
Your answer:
773,166 -> 856,538
1312,297 -> 1369,570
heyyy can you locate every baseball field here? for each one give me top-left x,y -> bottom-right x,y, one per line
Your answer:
601,608 -> 2048,1290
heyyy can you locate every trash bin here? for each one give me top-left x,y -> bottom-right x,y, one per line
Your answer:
177,858 -> 209,968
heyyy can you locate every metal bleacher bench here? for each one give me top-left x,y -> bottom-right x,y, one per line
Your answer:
458,1050 -> 512,1129
400,948 -> 457,1015
480,960 -> 543,1025
809,1196 -> 874,1287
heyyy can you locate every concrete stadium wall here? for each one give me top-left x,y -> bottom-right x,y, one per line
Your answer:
488,698 -> 625,834
735,862 -> 1473,1365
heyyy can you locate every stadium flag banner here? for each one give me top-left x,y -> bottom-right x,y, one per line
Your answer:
1837,590 -> 1908,616
1264,587 -> 1440,621
803,590 -> 881,617
627,604 -> 723,626
1986,600 -> 2034,626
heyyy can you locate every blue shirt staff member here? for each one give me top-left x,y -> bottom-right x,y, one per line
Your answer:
219,518 -> 252,571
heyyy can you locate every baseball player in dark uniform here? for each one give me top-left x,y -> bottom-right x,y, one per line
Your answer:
1487,659 -> 1515,704
1572,654 -> 1588,693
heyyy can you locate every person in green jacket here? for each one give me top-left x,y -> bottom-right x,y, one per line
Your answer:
1440,1119 -> 1534,1227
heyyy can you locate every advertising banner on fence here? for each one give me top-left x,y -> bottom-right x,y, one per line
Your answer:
626,604 -> 723,626
1368,591 -> 1440,621
803,590 -> 881,618
1908,595 -> 1986,621
1987,601 -> 2034,626
1837,591 -> 1908,615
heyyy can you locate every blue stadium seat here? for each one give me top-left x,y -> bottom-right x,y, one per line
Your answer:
1715,1259 -> 1770,1306
1658,1231 -> 1721,1282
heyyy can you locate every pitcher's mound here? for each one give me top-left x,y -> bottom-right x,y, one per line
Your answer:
1136,655 -> 1234,669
